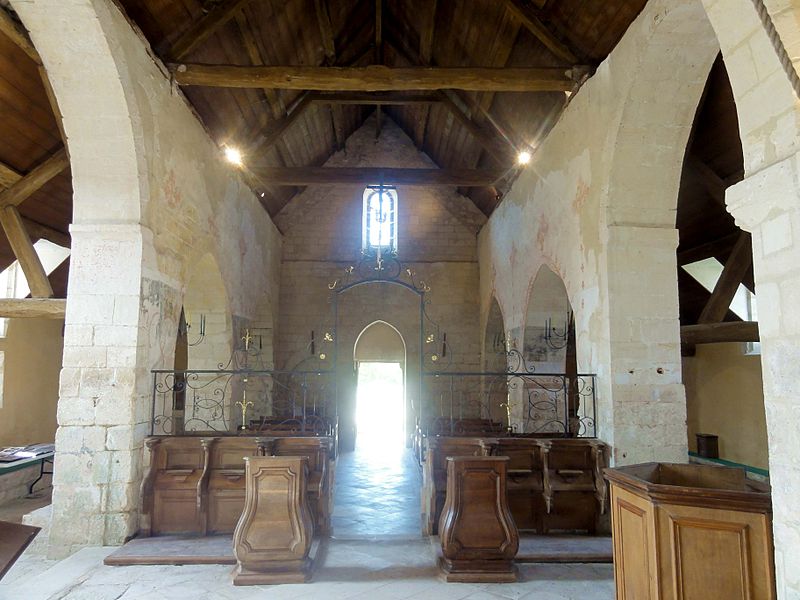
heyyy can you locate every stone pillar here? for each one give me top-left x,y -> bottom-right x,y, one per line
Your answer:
727,153 -> 800,599
603,225 -> 687,465
49,223 -> 179,557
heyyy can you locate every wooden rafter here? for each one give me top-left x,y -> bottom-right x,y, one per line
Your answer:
314,0 -> 336,64
0,298 -> 65,319
310,92 -> 440,105
415,0 -> 437,148
0,206 -> 53,298
0,148 -> 69,209
171,64 -> 578,92
164,0 -> 255,61
698,231 -> 753,324
0,161 -> 21,189
439,92 -> 513,166
246,92 -> 313,156
501,0 -> 578,64
375,0 -> 383,138
681,321 -> 759,345
678,231 -> 741,266
0,7 -> 41,64
249,166 -> 501,187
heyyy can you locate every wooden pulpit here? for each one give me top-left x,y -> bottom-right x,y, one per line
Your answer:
232,456 -> 314,585
438,456 -> 519,582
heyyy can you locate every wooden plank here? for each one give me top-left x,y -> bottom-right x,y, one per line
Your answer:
0,148 -> 69,208
22,218 -> 70,248
164,0 -> 255,61
681,321 -> 759,345
310,92 -> 439,105
698,231 -> 753,324
0,7 -> 41,64
501,0 -> 578,64
38,65 -> 67,147
0,298 -> 66,318
171,64 -> 577,92
0,205 -> 53,298
0,520 -> 40,580
249,166 -> 501,186
419,0 -> 437,65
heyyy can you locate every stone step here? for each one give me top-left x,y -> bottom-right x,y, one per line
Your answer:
0,546 -> 113,600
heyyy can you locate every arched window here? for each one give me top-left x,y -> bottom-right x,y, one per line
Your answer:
362,185 -> 398,254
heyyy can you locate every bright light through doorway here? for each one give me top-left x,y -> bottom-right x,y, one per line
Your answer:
356,362 -> 405,454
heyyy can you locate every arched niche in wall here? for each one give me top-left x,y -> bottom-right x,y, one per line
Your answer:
354,320 -> 407,364
482,296 -> 508,424
523,265 -> 572,372
181,252 -> 233,431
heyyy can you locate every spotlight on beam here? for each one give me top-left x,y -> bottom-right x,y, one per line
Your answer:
517,150 -> 532,166
224,146 -> 243,167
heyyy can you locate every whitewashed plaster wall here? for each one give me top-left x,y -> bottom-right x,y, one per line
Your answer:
479,0 -> 719,466
10,0 -> 282,556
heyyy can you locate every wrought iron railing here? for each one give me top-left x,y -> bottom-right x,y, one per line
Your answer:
149,369 -> 335,436
422,371 -> 597,437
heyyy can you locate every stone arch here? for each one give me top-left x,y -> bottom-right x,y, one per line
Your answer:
605,0 -> 720,227
354,320 -> 407,364
9,0 -> 145,224
483,295 -> 507,373
521,265 -> 572,372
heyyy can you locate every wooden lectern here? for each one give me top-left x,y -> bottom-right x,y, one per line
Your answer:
438,456 -> 519,582
232,456 -> 314,585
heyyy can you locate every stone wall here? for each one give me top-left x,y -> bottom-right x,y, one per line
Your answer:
11,0 -> 282,555
275,114 -> 485,448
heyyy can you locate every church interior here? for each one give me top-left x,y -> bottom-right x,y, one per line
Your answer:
0,0 -> 796,598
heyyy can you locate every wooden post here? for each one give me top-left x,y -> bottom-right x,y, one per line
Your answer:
0,206 -> 53,298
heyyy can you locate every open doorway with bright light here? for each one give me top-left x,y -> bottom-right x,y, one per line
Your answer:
356,361 -> 405,452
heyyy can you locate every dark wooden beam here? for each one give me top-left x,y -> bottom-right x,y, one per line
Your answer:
678,231 -> 742,265
501,0 -> 578,64
0,148 -> 69,209
0,206 -> 53,298
22,218 -> 70,248
687,154 -> 727,207
314,0 -> 336,64
698,231 -> 753,324
415,0 -> 437,148
249,167 -> 501,187
171,64 -> 578,92
681,321 -> 759,345
165,0 -> 255,61
245,93 -> 313,155
0,7 -> 41,64
310,92 -> 440,105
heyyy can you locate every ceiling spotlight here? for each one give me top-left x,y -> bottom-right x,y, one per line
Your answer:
260,192 -> 265,198
224,146 -> 243,166
517,150 -> 532,166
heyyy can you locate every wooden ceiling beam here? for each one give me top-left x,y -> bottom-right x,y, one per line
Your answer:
0,7 -> 41,64
171,64 -> 578,92
310,92 -> 440,105
415,0 -> 437,149
249,167 -> 501,187
21,218 -> 70,248
678,231 -> 742,265
0,148 -> 69,209
314,0 -> 336,64
698,231 -> 753,324
0,161 -> 21,189
501,0 -> 579,64
0,298 -> 65,319
0,206 -> 53,298
164,0 -> 255,61
681,321 -> 759,345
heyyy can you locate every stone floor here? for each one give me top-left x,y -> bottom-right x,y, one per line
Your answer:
0,447 -> 616,599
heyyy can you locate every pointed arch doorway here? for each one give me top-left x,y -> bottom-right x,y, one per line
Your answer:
353,320 -> 406,452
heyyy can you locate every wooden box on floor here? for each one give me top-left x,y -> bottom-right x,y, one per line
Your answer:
232,456 -> 314,585
438,456 -> 519,583
604,462 -> 775,600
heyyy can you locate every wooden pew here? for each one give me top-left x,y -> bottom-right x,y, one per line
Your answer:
414,417 -> 505,465
140,435 -> 334,537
